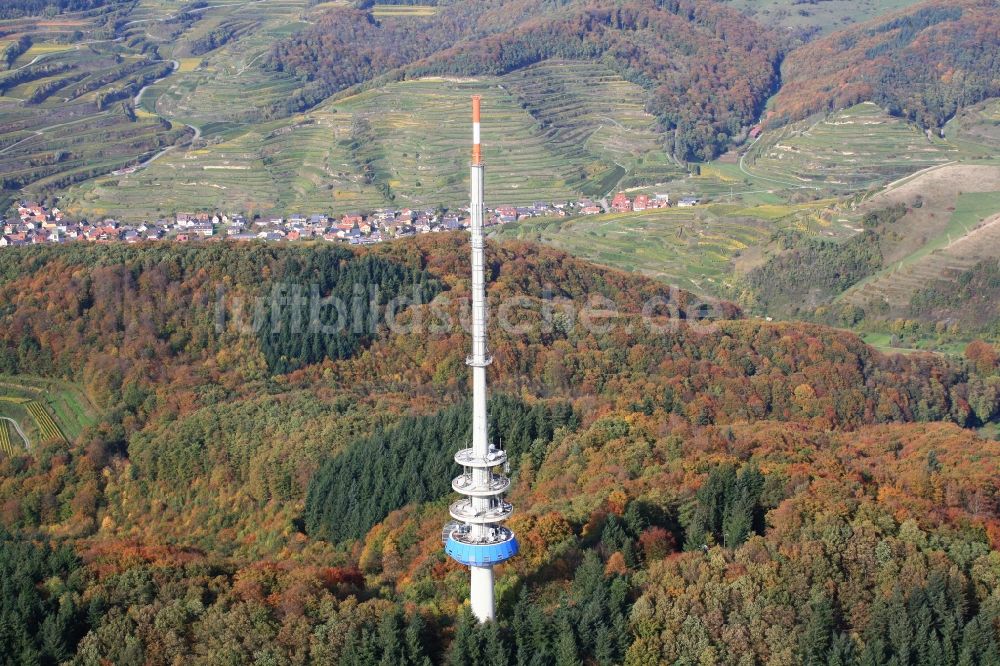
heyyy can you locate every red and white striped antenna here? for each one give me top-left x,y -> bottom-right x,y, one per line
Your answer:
472,95 -> 482,166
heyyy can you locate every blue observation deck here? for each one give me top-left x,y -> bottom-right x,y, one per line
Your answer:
445,533 -> 519,566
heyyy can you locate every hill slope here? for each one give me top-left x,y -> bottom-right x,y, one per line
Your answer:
267,0 -> 782,161
838,165 -> 1000,319
64,63 -> 686,217
770,0 -> 1000,130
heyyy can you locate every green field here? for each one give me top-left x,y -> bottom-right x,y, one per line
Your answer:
0,375 -> 98,445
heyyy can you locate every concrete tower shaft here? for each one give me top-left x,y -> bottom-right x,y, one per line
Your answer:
444,95 -> 518,624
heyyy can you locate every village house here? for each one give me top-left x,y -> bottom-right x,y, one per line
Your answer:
611,192 -> 632,213
191,221 -> 214,237
496,206 -> 517,224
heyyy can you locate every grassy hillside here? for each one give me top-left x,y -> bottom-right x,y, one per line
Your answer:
742,103 -> 964,194
494,201 -> 836,296
948,98 -> 1000,152
727,163 -> 1000,347
838,165 -> 1000,317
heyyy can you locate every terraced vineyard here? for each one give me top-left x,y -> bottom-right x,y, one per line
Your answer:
0,421 -> 14,456
0,0 -> 327,210
0,4 -> 194,209
26,400 -> 63,441
67,109 -> 389,218
842,208 -> 1000,316
743,103 -> 964,193
0,376 -> 97,445
67,62 -> 685,218
502,60 -> 680,192
133,0 -> 314,131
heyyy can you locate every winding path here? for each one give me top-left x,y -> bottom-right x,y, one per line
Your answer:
134,59 -> 179,106
0,417 -> 29,450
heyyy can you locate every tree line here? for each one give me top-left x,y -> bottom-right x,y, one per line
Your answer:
305,394 -> 577,542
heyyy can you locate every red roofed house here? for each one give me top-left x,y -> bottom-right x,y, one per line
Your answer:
610,192 -> 631,213
633,194 -> 650,211
339,214 -> 363,231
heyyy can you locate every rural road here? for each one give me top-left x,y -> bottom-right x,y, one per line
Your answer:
9,55 -> 41,72
130,59 -> 202,170
0,417 -> 29,450
133,122 -> 200,170
134,59 -> 179,106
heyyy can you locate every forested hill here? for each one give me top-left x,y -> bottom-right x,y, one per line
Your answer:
0,0 -> 112,19
265,0 -> 782,160
770,0 -> 1000,129
0,237 -> 999,663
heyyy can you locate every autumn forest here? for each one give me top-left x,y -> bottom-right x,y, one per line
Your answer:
0,235 -> 998,664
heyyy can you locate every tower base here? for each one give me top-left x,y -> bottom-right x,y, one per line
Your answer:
470,565 -> 495,622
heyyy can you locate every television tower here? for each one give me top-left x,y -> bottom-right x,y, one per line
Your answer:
443,95 -> 518,623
